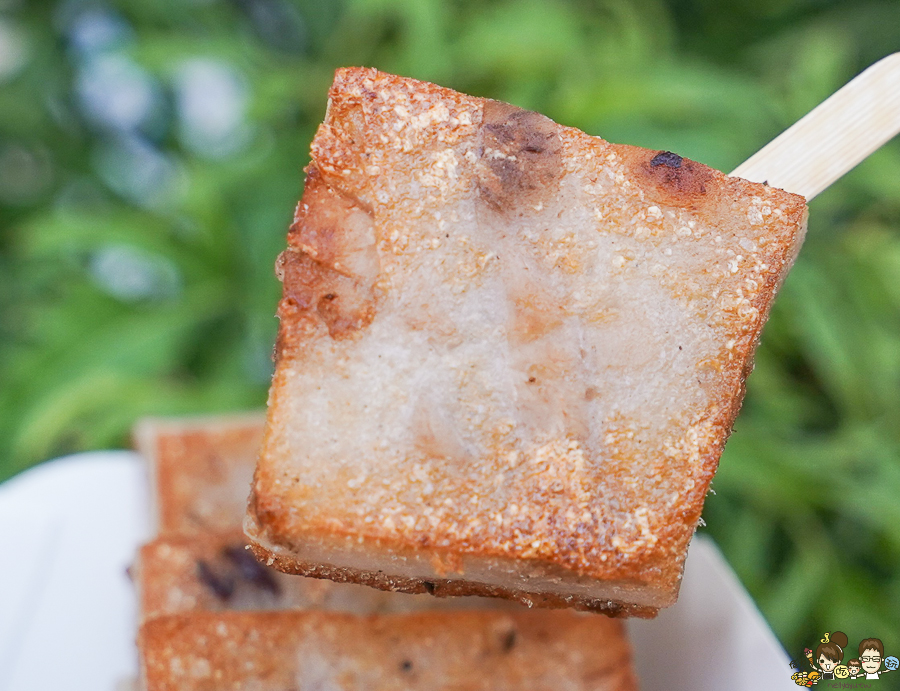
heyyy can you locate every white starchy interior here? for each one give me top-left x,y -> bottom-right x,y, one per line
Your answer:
272,144 -> 754,532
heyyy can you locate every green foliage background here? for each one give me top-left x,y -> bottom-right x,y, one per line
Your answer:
2,0 -> 899,657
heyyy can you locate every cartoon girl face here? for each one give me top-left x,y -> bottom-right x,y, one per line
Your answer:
818,654 -> 837,672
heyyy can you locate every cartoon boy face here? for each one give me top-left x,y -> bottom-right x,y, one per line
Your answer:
861,649 -> 883,674
818,654 -> 837,672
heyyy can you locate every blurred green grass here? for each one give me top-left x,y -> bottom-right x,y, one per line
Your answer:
1,0 -> 899,656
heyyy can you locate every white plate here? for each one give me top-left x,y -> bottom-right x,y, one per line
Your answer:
0,452 -> 796,691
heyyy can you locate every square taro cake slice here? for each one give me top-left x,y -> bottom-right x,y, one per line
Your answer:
139,610 -> 638,691
245,68 -> 807,617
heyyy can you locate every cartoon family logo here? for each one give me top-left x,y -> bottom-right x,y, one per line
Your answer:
789,632 -> 898,686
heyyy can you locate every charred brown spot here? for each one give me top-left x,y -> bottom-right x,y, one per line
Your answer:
476,100 -> 562,213
222,545 -> 282,596
400,660 -> 413,672
639,150 -> 714,210
650,151 -> 682,168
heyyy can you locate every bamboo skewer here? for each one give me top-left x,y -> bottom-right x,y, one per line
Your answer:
731,52 -> 900,200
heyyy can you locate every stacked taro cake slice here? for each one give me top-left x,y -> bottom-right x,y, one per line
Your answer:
130,414 -> 638,690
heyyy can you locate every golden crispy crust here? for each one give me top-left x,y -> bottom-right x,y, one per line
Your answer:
139,610 -> 638,691
247,542 -> 656,618
248,68 -> 808,614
